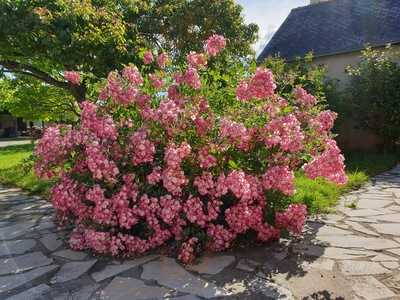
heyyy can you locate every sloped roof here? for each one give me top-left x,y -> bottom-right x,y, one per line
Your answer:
258,0 -> 400,62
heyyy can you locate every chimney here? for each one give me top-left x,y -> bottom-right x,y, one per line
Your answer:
310,0 -> 330,4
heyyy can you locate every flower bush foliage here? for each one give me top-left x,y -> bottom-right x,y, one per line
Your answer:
35,35 -> 347,263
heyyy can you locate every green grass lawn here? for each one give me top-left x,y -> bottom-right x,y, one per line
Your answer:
0,144 -> 53,196
0,144 -> 397,213
292,152 -> 399,213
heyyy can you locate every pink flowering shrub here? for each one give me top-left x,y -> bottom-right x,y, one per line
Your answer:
64,71 -> 81,85
35,34 -> 347,263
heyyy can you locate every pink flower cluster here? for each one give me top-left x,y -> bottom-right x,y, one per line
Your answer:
303,139 -> 348,185
86,142 -> 119,182
157,53 -> 169,69
264,114 -> 304,152
220,118 -> 251,150
34,126 -> 69,178
183,68 -> 201,90
311,110 -> 338,134
187,52 -> 208,69
178,237 -> 198,264
236,68 -> 276,101
143,51 -> 154,64
122,65 -> 143,86
198,147 -> 217,169
36,34 -> 347,264
162,143 -> 191,195
294,87 -> 317,107
262,166 -> 295,196
81,101 -> 118,141
205,34 -> 226,56
275,204 -> 307,234
129,129 -> 155,166
64,71 -> 81,85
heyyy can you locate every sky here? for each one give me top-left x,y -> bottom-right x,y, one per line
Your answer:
235,0 -> 308,55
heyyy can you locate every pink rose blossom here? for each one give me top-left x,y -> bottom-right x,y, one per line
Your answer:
187,51 -> 207,68
205,34 -> 226,56
64,71 -> 81,85
157,52 -> 169,68
262,165 -> 295,196
143,51 -> 154,64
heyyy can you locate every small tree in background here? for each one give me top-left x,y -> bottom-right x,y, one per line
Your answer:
0,77 -> 78,122
345,46 -> 400,151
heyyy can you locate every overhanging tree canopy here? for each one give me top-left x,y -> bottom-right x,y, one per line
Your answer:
0,0 -> 258,104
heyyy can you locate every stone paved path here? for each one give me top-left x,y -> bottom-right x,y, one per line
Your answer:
1,166 -> 400,299
0,139 -> 32,148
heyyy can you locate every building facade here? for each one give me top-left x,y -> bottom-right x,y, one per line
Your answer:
0,111 -> 27,138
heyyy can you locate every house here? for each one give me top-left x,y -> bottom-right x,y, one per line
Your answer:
258,0 -> 400,84
0,111 -> 27,138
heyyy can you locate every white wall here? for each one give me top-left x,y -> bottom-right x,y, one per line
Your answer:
312,44 -> 400,86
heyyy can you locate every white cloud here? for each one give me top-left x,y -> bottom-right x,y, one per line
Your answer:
235,0 -> 308,55
255,24 -> 278,55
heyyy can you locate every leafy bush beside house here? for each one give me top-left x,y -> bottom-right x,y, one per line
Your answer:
261,53 -> 329,104
343,46 -> 400,152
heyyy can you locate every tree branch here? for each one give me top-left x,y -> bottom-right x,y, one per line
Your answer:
0,60 -> 86,102
0,60 -> 69,90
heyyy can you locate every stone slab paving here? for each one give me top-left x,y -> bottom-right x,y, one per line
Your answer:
1,166 -> 400,299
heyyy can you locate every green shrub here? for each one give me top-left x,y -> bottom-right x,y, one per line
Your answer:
344,46 -> 400,151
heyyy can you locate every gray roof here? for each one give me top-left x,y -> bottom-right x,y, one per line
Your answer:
258,0 -> 400,62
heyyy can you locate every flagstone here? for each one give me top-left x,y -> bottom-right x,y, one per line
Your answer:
340,209 -> 385,218
315,226 -> 353,237
352,276 -> 396,300
51,260 -> 97,283
295,245 -> 376,260
387,205 -> 400,212
92,255 -> 158,282
52,283 -> 100,300
99,277 -> 170,300
345,221 -> 379,236
186,255 -> 235,275
6,284 -> 51,300
370,223 -> 400,236
171,296 -> 201,300
347,217 -> 378,224
0,251 -> 53,275
357,199 -> 392,209
236,258 -> 260,272
371,253 -> 398,262
387,248 -> 400,256
0,220 -> 36,240
141,256 -> 228,299
321,214 -> 344,223
338,261 -> 391,276
316,235 -> 399,250
372,213 -> 400,223
0,265 -> 58,293
40,233 -> 63,251
0,239 -> 36,257
301,258 -> 335,271
52,249 -> 88,261
381,261 -> 399,269
35,220 -> 56,231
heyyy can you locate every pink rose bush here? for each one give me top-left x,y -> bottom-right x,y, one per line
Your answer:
35,34 -> 347,263
64,71 -> 81,85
